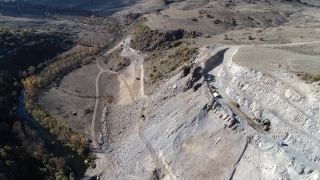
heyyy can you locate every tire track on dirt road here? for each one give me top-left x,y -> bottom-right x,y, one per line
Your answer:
137,101 -> 177,179
89,37 -> 146,178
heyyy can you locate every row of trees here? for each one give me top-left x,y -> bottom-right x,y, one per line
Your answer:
11,121 -> 75,180
22,49 -> 99,168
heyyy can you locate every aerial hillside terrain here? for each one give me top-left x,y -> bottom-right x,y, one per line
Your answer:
0,0 -> 320,180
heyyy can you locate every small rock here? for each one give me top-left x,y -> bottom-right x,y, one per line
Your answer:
173,84 -> 177,89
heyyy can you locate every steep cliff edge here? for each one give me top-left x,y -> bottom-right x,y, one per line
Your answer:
93,45 -> 320,180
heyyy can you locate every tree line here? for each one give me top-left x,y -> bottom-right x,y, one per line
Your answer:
22,47 -> 101,170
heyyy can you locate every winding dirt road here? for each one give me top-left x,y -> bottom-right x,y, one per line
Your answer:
87,37 -> 146,178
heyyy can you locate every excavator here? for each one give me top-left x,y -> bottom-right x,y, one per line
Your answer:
251,114 -> 270,131
263,119 -> 270,131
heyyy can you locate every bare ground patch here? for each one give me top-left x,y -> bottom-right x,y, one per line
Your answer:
233,45 -> 320,74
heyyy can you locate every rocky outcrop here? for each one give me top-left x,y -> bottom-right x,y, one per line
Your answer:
96,46 -> 320,180
202,48 -> 227,73
216,53 -> 320,180
99,107 -> 108,147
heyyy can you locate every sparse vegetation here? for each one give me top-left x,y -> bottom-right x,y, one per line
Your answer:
206,13 -> 213,18
224,35 -> 233,40
263,16 -> 272,22
213,19 -> 222,24
253,20 -> 260,26
223,17 -> 236,26
172,40 -> 182,47
191,17 -> 197,21
198,9 -> 205,14
151,72 -> 162,82
243,15 -> 253,20
299,73 -> 320,82
115,60 -> 122,66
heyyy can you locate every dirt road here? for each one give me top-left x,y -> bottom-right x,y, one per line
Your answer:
87,37 -> 146,178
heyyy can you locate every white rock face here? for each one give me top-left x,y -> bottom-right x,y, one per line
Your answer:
96,47 -> 320,180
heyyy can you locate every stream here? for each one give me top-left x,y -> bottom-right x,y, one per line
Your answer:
15,34 -> 120,179
17,93 -> 87,179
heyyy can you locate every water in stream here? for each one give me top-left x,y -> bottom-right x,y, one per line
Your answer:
17,93 -> 87,179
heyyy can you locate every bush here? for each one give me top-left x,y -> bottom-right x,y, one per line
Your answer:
152,67 -> 157,73
248,35 -> 253,40
313,74 -> 320,81
256,30 -> 262,33
151,72 -> 162,82
253,20 -> 260,26
198,10 -> 205,14
300,73 -> 320,82
258,37 -> 263,41
191,17 -> 197,21
89,162 -> 96,168
172,41 -> 182,47
213,19 -> 221,24
159,60 -> 165,65
230,18 -> 236,26
206,14 -> 213,18
169,65 -> 176,72
115,61 -> 121,66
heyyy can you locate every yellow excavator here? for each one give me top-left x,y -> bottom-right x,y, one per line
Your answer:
251,116 -> 258,121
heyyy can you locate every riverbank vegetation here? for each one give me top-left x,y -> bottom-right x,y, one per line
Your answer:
0,72 -> 77,179
22,48 -> 102,169
0,27 -> 98,180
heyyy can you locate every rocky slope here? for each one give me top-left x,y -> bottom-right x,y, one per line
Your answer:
92,45 -> 320,180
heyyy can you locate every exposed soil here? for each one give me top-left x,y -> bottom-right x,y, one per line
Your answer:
14,0 -> 320,179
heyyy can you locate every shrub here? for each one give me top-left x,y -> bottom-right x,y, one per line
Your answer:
206,14 -> 213,18
300,73 -> 320,82
258,37 -> 263,41
263,16 -> 271,22
313,74 -> 320,81
152,67 -> 157,73
230,18 -> 236,26
84,108 -> 92,114
224,35 -> 232,40
256,30 -> 262,33
213,19 -> 221,24
159,60 -> 165,65
115,61 -> 121,66
300,73 -> 313,81
151,72 -> 162,82
169,65 -> 176,71
253,20 -> 260,26
248,35 -> 253,40
172,41 -> 182,47
191,17 -> 197,21
198,10 -> 205,14
89,162 -> 96,168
